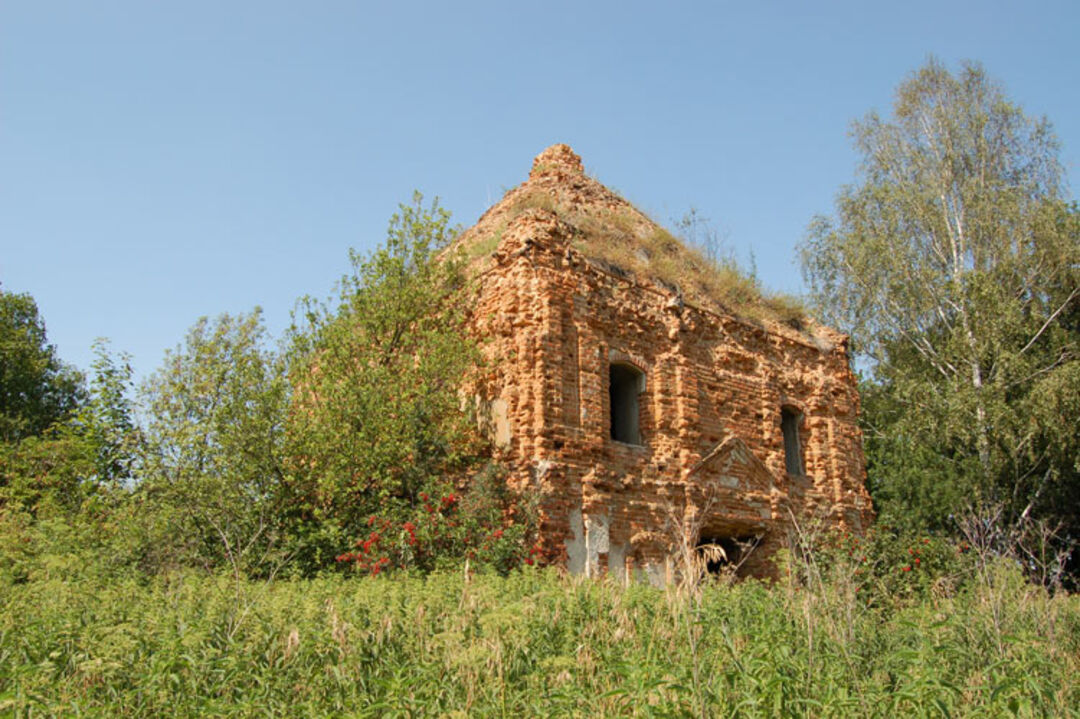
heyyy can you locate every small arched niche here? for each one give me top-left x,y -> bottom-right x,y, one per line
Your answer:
609,362 -> 645,445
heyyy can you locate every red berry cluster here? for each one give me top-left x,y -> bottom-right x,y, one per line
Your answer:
900,538 -> 933,572
335,489 -> 533,575
524,542 -> 544,566
335,516 -> 394,575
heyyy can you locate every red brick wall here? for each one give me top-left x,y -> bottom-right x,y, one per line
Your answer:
471,208 -> 873,582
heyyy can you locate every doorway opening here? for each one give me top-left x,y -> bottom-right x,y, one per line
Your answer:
696,534 -> 761,576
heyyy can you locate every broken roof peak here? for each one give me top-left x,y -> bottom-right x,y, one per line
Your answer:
531,143 -> 584,178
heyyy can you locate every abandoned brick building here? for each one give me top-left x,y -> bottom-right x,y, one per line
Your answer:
454,144 -> 873,582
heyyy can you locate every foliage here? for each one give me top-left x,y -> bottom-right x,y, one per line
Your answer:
2,550 -> 1077,717
0,194 -> 531,581
74,340 -> 141,488
0,340 -> 138,520
0,337 -> 145,589
801,59 -> 1080,563
0,292 -> 140,530
0,430 -> 97,518
285,192 -> 488,569
0,285 -> 84,443
138,310 -> 289,575
336,463 -> 539,576
790,523 -> 978,609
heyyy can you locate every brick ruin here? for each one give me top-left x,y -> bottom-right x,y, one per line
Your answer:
456,144 -> 873,582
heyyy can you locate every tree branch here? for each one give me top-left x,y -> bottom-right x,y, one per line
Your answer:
1018,286 -> 1079,355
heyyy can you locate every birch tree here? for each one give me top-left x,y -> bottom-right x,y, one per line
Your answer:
801,59 -> 1079,551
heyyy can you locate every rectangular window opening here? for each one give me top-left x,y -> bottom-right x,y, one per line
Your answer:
610,363 -> 644,445
781,407 -> 804,476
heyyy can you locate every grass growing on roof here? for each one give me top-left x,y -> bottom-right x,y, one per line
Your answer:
504,187 -> 808,329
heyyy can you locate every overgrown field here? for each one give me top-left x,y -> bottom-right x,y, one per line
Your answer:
3,561 -> 1077,717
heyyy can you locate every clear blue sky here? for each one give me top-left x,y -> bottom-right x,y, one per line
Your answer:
3,1 -> 1078,382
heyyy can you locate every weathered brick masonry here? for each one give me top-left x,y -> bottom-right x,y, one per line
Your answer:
458,145 -> 873,581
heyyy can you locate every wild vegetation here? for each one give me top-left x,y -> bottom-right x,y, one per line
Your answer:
0,193 -> 536,584
0,58 -> 1077,716
802,58 -> 1079,585
3,526 -> 1077,717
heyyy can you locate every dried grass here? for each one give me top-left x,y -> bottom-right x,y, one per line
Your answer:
505,188 -> 808,329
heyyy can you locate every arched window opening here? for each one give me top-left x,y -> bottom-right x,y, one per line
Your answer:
609,363 -> 645,445
781,407 -> 804,476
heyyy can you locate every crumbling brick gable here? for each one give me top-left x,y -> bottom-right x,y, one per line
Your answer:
466,145 -> 873,581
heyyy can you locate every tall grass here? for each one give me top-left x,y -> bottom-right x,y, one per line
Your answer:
2,559 -> 1077,717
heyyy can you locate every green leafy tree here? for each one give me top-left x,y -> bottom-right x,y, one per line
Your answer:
0,340 -> 138,512
286,193 -> 488,566
0,286 -> 84,442
72,340 -> 140,487
139,310 -> 289,573
0,335 -> 142,586
0,429 -> 96,517
801,59 -> 1079,556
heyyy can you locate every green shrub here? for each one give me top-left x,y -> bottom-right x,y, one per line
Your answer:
335,463 -> 539,576
806,527 -> 979,607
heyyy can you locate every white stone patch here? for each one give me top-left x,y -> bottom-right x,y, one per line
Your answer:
533,458 -> 554,483
608,542 -> 627,578
565,506 -> 586,575
642,562 -> 666,588
584,513 -> 610,576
